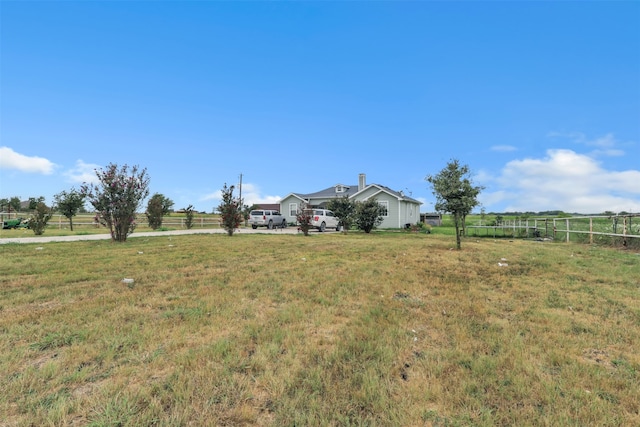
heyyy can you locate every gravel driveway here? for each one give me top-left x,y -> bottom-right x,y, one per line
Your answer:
0,226 -> 306,244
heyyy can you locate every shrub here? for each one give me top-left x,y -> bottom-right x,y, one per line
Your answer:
146,193 -> 174,230
296,204 -> 313,236
29,202 -> 53,235
218,184 -> 243,236
184,205 -> 195,229
354,198 -> 384,233
81,163 -> 150,242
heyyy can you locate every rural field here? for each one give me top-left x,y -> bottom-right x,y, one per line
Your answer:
1,231 -> 639,426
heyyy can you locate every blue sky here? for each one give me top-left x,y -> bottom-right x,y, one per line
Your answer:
1,1 -> 639,214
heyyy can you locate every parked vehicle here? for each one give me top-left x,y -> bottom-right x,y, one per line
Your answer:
307,209 -> 339,232
2,218 -> 28,229
248,210 -> 286,229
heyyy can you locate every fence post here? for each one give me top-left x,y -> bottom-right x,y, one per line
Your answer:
589,217 -> 593,244
566,218 -> 570,242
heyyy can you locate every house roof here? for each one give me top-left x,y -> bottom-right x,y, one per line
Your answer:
355,184 -> 422,204
295,184 -> 359,199
289,183 -> 421,205
255,203 -> 280,211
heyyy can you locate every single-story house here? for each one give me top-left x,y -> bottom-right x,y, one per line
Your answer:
279,173 -> 422,229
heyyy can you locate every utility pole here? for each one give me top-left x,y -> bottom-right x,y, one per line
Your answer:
238,173 -> 243,205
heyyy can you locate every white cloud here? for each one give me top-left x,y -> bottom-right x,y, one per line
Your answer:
201,190 -> 222,205
63,160 -> 102,184
492,149 -> 640,213
239,183 -> 281,206
200,183 -> 282,208
547,132 -> 631,157
415,196 -> 428,206
589,133 -> 616,148
591,148 -> 625,157
490,145 -> 517,152
0,146 -> 57,174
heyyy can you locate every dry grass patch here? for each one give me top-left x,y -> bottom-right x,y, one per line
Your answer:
1,233 -> 639,426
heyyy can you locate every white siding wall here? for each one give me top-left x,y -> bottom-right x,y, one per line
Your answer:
280,190 -> 420,228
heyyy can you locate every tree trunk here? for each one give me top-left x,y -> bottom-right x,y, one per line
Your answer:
455,213 -> 462,250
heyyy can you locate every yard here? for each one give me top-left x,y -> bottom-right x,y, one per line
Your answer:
1,232 -> 639,426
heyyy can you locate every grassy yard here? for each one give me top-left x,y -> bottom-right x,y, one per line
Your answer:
1,232 -> 639,426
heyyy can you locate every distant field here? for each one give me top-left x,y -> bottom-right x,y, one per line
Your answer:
1,232 -> 639,425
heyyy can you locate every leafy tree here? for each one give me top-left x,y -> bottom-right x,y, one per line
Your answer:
0,198 -> 7,213
29,201 -> 53,235
183,205 -> 195,229
145,193 -> 174,230
81,163 -> 150,242
242,203 -> 260,226
28,196 -> 45,210
218,183 -> 243,236
327,195 -> 356,233
354,198 -> 384,233
296,203 -> 313,236
53,188 -> 85,231
7,197 -> 22,213
426,159 -> 483,249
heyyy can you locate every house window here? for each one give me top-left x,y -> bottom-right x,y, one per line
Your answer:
379,201 -> 389,217
336,185 -> 344,193
289,203 -> 298,217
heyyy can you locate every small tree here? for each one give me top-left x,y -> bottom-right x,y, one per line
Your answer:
426,159 -> 483,250
296,203 -> 313,236
354,198 -> 384,233
28,196 -> 45,210
54,188 -> 85,231
9,196 -> 22,213
327,195 -> 356,233
145,193 -> 174,230
81,163 -> 150,242
242,204 -> 259,227
29,201 -> 53,235
184,205 -> 195,229
218,183 -> 243,236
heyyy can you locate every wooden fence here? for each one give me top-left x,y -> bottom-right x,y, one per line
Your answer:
467,214 -> 640,244
49,214 -> 222,229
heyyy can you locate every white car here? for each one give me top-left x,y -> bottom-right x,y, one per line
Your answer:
308,209 -> 340,232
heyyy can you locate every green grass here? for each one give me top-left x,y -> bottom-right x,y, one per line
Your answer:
1,232 -> 639,426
